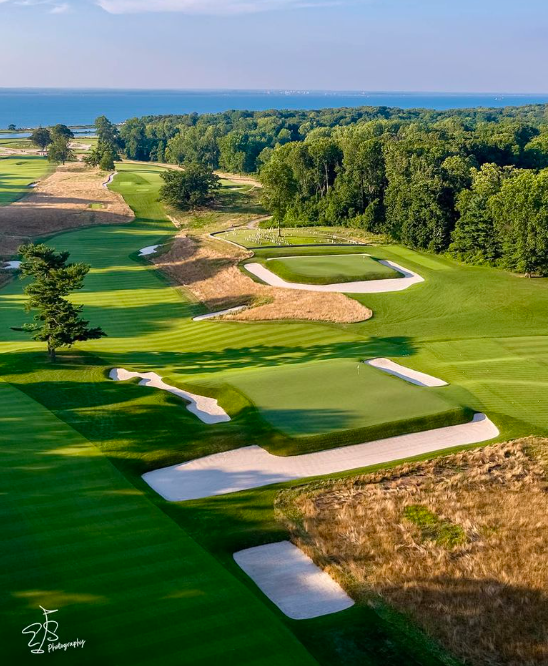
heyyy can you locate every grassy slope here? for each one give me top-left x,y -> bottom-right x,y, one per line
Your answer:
265,254 -> 399,284
0,378 -> 317,666
0,155 -> 51,204
2,160 -> 548,664
0,163 -> 317,665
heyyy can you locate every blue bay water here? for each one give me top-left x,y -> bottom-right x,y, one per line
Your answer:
1,89 -> 548,129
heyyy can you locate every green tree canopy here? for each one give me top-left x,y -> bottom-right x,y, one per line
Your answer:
450,164 -> 510,264
50,124 -> 74,141
48,136 -> 75,165
99,149 -> 116,171
16,244 -> 106,360
159,164 -> 219,210
29,127 -> 51,152
491,169 -> 548,276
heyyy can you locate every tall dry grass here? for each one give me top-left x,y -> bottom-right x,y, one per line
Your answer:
277,439 -> 548,666
154,233 -> 372,323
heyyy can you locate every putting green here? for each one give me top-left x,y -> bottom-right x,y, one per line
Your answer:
228,359 -> 466,442
0,155 -> 51,205
265,254 -> 400,285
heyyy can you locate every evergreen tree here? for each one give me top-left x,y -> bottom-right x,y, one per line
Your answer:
450,164 -> 509,264
15,244 -> 106,361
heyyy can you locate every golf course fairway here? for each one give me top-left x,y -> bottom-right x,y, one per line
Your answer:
2,160 -> 548,665
0,155 -> 51,204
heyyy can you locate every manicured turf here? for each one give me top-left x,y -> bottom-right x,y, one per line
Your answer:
0,155 -> 50,204
265,254 -> 400,284
0,378 -> 316,666
2,160 -> 548,664
228,358 -> 465,439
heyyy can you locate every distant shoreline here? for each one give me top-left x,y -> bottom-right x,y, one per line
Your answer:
2,88 -> 548,131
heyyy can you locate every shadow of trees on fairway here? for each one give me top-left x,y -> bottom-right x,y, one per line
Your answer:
0,335 -> 418,480
90,336 -> 418,375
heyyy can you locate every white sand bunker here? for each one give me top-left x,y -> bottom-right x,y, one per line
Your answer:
143,413 -> 498,501
139,245 -> 160,257
193,306 -> 247,321
366,358 -> 447,387
245,260 -> 423,293
234,541 -> 354,619
2,261 -> 21,270
109,368 -> 230,425
102,171 -> 117,188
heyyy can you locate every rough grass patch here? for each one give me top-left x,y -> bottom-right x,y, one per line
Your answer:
276,439 -> 548,666
402,504 -> 466,548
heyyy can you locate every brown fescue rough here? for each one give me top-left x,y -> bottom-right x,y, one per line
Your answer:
0,163 -> 133,259
277,439 -> 548,666
154,233 -> 372,323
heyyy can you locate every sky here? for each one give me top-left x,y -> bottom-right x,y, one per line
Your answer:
0,0 -> 547,92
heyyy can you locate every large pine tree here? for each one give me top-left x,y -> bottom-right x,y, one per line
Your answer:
15,244 -> 106,360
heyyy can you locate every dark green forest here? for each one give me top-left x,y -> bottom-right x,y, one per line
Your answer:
97,104 -> 548,275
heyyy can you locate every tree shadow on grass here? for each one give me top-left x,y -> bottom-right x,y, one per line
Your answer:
0,341 -> 418,479
375,575 -> 548,666
0,337 -> 418,378
95,336 -> 418,374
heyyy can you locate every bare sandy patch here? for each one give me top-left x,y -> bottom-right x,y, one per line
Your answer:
109,368 -> 230,424
234,541 -> 354,619
278,438 -> 548,666
153,233 -> 371,324
142,414 -> 497,501
365,358 -> 448,387
0,163 -> 133,259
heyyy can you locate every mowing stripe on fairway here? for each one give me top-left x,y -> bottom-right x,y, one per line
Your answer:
0,378 -> 317,665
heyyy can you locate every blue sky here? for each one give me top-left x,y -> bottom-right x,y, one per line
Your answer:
0,0 -> 546,91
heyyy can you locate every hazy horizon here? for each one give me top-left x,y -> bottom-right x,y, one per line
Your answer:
2,87 -> 548,95
1,0 -> 547,92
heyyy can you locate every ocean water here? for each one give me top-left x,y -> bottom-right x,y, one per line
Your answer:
1,88 -> 548,129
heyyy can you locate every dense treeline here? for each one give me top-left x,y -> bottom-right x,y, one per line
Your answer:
101,103 -> 548,275
259,119 -> 548,274
111,103 -> 548,173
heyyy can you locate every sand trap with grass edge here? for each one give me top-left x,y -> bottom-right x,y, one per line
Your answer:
143,413 -> 498,501
109,368 -> 230,424
234,541 -> 354,619
193,306 -> 247,321
245,259 -> 423,293
139,245 -> 160,257
365,358 -> 447,387
102,171 -> 117,188
2,261 -> 21,270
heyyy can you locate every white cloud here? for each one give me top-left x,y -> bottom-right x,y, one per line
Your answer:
50,1 -> 69,11
97,0 -> 339,16
7,0 -> 71,10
